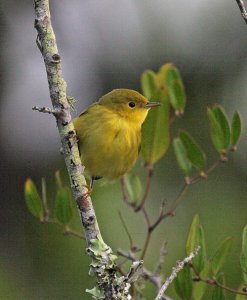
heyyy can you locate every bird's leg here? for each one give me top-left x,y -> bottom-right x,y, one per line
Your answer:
90,177 -> 95,189
82,182 -> 93,197
82,177 -> 102,198
90,176 -> 102,189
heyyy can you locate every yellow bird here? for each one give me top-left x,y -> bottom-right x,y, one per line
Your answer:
73,89 -> 159,186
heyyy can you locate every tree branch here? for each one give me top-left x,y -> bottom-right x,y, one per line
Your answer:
135,168 -> 153,212
32,105 -> 58,115
155,246 -> 200,300
117,249 -> 172,300
197,277 -> 247,296
33,1 -> 134,298
236,0 -> 247,24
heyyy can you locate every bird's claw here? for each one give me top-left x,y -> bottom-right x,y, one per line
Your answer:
83,184 -> 93,197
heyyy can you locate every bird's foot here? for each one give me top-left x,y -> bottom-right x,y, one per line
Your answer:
82,184 -> 93,197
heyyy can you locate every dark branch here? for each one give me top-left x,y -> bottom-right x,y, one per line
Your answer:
236,0 -> 247,24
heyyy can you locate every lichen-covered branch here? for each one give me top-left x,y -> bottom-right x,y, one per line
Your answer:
33,0 -> 138,298
117,249 -> 172,300
33,0 -> 98,241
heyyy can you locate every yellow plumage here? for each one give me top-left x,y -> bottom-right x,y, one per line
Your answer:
73,89 -> 159,181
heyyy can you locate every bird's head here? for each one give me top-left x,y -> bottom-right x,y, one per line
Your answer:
98,89 -> 160,125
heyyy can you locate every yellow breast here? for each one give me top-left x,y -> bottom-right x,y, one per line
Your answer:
73,104 -> 141,180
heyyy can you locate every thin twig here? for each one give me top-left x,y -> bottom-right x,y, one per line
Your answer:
205,159 -> 221,175
32,106 -> 58,115
126,260 -> 144,283
141,206 -> 151,227
139,206 -> 151,260
140,230 -> 152,260
150,159 -> 221,232
138,159 -> 222,270
118,211 -> 134,250
64,226 -> 85,240
155,246 -> 200,300
154,241 -> 167,275
149,184 -> 189,232
117,249 -> 172,300
140,160 -> 221,262
192,258 -> 247,296
41,218 -> 86,240
236,0 -> 247,24
198,277 -> 247,296
117,250 -> 161,288
119,176 -> 136,208
135,168 -> 153,212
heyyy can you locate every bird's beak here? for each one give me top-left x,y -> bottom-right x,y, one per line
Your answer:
145,102 -> 160,108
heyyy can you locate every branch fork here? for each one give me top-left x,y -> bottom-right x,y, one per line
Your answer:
32,105 -> 59,115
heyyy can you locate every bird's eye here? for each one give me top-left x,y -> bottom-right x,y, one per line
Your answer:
128,102 -> 136,108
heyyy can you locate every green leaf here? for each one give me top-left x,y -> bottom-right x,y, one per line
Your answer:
141,88 -> 170,166
124,173 -> 142,203
173,137 -> 192,175
212,106 -> 230,149
212,274 -> 225,300
168,79 -> 186,114
157,63 -> 186,114
231,111 -> 242,147
174,264 -> 192,300
193,263 -> 210,300
157,63 -> 181,89
179,131 -> 206,170
141,70 -> 158,99
55,186 -> 73,225
240,225 -> 247,275
211,237 -> 233,275
208,106 -> 230,153
186,215 -> 206,273
208,108 -> 224,153
186,215 -> 200,255
24,178 -> 44,220
194,225 -> 207,273
156,63 -> 175,87
166,66 -> 181,85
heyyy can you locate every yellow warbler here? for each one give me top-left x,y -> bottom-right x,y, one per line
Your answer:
73,89 -> 159,185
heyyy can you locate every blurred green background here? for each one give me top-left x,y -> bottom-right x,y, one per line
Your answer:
0,0 -> 246,299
